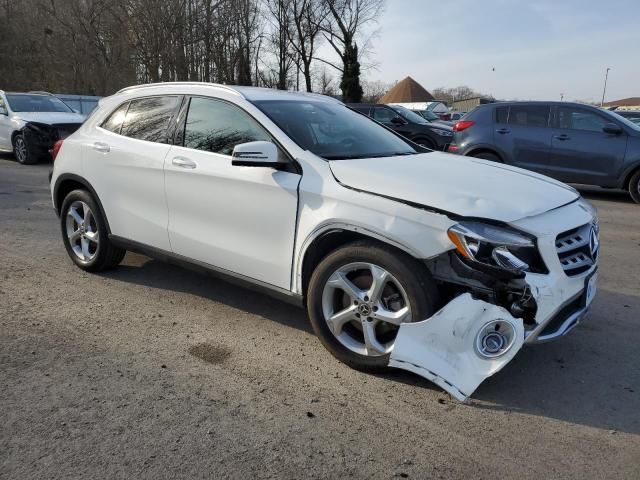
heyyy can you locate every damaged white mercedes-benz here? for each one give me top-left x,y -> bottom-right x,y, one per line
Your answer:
50,83 -> 599,401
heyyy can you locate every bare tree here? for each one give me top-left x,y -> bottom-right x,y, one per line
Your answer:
320,0 -> 384,102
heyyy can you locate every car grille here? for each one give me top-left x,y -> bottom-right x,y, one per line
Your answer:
54,123 -> 82,140
555,222 -> 599,276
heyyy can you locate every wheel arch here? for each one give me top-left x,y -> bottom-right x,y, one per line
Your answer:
465,147 -> 504,162
297,224 -> 430,299
620,161 -> 640,190
53,174 -> 112,234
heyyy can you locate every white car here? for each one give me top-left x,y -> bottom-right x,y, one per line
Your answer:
50,83 -> 599,401
0,91 -> 86,164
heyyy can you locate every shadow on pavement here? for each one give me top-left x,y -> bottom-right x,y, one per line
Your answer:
102,253 -> 640,435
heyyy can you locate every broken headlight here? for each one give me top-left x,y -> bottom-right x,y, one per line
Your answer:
447,222 -> 546,274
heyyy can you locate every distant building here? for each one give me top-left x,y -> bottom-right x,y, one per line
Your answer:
603,97 -> 640,109
451,96 -> 495,112
379,76 -> 435,103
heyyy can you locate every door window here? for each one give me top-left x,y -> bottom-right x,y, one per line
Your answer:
183,97 -> 271,155
373,107 -> 397,124
508,105 -> 550,128
557,107 -> 608,132
495,106 -> 508,123
101,102 -> 130,134
120,96 -> 181,143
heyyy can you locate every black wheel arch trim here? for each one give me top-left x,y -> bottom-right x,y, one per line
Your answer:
53,173 -> 112,234
465,145 -> 504,162
620,160 -> 640,189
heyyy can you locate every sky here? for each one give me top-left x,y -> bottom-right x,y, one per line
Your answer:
354,0 -> 640,102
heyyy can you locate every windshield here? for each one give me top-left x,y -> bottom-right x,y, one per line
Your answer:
609,111 -> 640,131
6,94 -> 73,113
253,100 -> 420,160
389,105 -> 428,124
417,110 -> 440,121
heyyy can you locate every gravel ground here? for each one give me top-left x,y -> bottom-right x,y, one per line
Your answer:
1,157 -> 639,479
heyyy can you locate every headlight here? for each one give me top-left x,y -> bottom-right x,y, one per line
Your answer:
447,222 -> 545,274
430,128 -> 453,137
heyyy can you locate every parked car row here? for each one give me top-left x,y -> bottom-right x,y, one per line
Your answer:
448,101 -> 640,203
0,90 -> 85,164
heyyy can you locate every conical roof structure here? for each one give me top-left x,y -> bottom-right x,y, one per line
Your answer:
379,76 -> 435,103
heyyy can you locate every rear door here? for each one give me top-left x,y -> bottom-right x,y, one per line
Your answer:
83,96 -> 181,251
548,105 -> 627,184
493,104 -> 554,173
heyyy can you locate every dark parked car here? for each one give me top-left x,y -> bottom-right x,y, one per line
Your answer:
449,101 -> 640,203
347,103 -> 454,150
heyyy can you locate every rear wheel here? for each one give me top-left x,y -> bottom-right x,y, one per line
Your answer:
414,138 -> 435,150
629,170 -> 640,204
307,240 -> 439,371
471,151 -> 501,163
60,189 -> 126,272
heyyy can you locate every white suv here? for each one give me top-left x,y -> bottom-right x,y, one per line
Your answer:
50,83 -> 599,400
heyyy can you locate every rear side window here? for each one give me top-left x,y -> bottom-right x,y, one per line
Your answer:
495,106 -> 508,123
183,97 -> 271,155
101,102 -> 129,134
120,96 -> 180,143
508,105 -> 550,127
373,107 -> 397,124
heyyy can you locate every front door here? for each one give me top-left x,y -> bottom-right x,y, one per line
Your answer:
164,96 -> 300,289
548,106 -> 628,185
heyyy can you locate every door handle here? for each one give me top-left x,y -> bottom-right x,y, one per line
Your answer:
554,134 -> 571,141
172,156 -> 197,169
496,128 -> 510,134
93,142 -> 110,153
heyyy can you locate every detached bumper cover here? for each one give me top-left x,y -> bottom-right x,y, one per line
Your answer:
389,294 -> 524,402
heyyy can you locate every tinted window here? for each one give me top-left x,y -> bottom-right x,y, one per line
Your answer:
101,102 -> 129,134
495,106 -> 508,123
389,105 -> 428,124
183,97 -> 271,155
508,105 -> 549,127
373,107 -> 397,124
558,107 -> 608,132
5,94 -> 72,113
254,100 -> 418,160
120,96 -> 180,143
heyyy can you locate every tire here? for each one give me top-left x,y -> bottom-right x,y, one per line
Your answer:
629,170 -> 640,204
471,151 -> 501,163
414,137 -> 435,150
60,189 -> 126,272
13,134 -> 37,165
307,240 -> 440,372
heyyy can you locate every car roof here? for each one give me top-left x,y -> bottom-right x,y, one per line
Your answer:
485,101 -> 600,109
115,82 -> 342,104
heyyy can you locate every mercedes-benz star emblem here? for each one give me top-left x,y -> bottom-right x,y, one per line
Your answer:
589,226 -> 599,258
358,304 -> 371,317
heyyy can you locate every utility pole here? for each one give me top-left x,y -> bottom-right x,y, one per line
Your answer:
560,93 -> 564,102
601,67 -> 611,107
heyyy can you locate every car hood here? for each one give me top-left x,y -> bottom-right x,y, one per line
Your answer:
12,112 -> 85,124
328,152 -> 579,223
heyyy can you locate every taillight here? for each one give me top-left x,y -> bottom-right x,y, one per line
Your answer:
51,140 -> 64,161
447,144 -> 459,153
453,120 -> 475,132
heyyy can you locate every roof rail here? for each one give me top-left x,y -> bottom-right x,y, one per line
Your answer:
28,91 -> 54,95
115,82 -> 244,98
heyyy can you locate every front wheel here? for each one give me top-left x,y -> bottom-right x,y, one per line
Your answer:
471,151 -> 501,163
629,170 -> 640,204
307,240 -> 440,371
60,189 -> 126,272
13,134 -> 37,165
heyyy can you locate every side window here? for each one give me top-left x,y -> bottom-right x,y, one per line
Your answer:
558,107 -> 608,132
101,102 -> 129,134
120,96 -> 180,143
183,97 -> 271,155
508,105 -> 550,128
373,107 -> 396,124
495,106 -> 509,123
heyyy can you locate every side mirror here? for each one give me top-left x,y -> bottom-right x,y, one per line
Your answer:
0,107 -> 7,116
391,116 -> 405,125
602,123 -> 622,135
232,141 -> 284,167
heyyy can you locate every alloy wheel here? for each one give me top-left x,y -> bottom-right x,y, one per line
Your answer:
65,201 -> 99,262
321,262 -> 412,356
14,136 -> 27,163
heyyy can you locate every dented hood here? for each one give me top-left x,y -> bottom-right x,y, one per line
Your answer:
329,152 -> 579,223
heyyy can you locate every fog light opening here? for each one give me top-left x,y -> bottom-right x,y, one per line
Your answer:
476,320 -> 516,358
